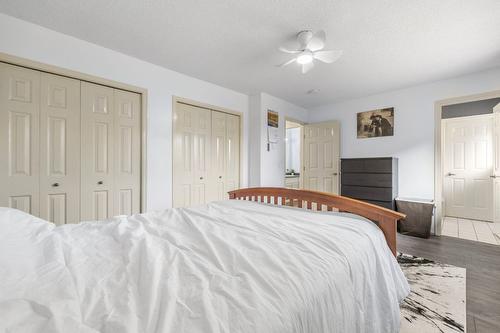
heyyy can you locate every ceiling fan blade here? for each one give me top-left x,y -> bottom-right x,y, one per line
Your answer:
276,58 -> 297,67
313,50 -> 343,63
279,47 -> 301,54
307,30 -> 326,51
302,61 -> 314,74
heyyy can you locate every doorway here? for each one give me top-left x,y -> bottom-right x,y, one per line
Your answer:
284,119 -> 341,194
440,98 -> 500,245
285,120 -> 302,189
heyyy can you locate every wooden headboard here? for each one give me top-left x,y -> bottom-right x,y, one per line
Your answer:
228,187 -> 406,257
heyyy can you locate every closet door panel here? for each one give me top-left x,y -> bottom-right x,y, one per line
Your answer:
81,82 -> 114,220
0,63 -> 40,215
113,89 -> 141,216
39,73 -> 80,224
211,111 -> 226,201
225,113 -> 240,195
192,106 -> 211,205
173,103 -> 195,207
173,103 -> 211,207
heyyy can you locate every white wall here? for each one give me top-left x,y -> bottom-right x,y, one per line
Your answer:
0,14 -> 249,211
309,67 -> 500,200
248,94 -> 262,187
5,13 -> 500,208
249,93 -> 308,187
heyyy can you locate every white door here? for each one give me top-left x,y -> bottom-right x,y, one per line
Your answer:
303,121 -> 340,194
493,105 -> 500,222
173,102 -> 211,207
211,110 -> 226,201
0,63 -> 40,215
210,111 -> 240,201
113,89 -> 141,216
224,113 -> 240,195
81,82 -> 115,220
39,73 -> 81,224
444,115 -> 493,221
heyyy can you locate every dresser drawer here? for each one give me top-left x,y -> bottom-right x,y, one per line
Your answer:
341,185 -> 394,202
363,199 -> 395,210
341,158 -> 395,174
341,173 -> 393,187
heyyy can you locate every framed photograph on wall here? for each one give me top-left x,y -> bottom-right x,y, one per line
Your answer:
357,107 -> 394,138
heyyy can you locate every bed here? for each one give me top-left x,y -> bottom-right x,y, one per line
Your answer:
0,188 -> 409,333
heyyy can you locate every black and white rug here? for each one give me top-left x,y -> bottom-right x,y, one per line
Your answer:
398,253 -> 466,333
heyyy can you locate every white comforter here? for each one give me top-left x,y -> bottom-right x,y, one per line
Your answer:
0,200 -> 409,333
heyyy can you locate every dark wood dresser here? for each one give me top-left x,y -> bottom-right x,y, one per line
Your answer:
340,157 -> 398,210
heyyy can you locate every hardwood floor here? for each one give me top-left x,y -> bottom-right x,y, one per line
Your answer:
398,233 -> 500,333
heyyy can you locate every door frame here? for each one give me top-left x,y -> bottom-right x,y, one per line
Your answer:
434,89 -> 500,235
172,96 -> 244,205
0,52 -> 149,213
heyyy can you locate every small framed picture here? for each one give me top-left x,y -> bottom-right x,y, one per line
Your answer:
267,110 -> 279,128
357,107 -> 394,138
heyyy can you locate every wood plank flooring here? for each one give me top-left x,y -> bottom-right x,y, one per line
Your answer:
398,233 -> 500,333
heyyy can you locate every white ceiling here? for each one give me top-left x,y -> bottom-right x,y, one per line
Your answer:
1,0 -> 500,108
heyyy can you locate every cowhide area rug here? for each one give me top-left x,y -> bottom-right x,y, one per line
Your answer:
398,253 -> 466,333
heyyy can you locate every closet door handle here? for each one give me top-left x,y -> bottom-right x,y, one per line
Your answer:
490,175 -> 497,179
447,172 -> 456,176
97,181 -> 104,185
52,183 -> 59,187
218,176 -> 222,179
199,177 -> 203,180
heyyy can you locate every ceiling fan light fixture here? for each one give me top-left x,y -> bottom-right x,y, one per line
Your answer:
296,53 -> 313,64
277,30 -> 342,72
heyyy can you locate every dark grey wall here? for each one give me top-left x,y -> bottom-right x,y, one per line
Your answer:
442,97 -> 500,119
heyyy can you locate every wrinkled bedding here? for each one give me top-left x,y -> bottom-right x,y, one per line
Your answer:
0,200 -> 409,333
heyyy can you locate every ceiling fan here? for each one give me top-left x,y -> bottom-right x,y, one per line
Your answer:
278,30 -> 343,74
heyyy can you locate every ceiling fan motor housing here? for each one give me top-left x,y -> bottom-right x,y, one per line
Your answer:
297,30 -> 313,49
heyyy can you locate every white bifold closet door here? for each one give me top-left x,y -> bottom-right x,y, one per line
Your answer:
223,112 -> 240,195
173,102 -> 240,207
173,102 -> 211,207
113,89 -> 141,217
81,82 -> 115,220
39,73 -> 81,224
211,111 -> 240,201
81,82 -> 141,220
0,63 -> 40,215
1,63 -> 141,223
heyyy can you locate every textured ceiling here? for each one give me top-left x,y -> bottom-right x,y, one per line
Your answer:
1,0 -> 500,108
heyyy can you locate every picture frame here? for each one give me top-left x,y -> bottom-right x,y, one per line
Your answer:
267,110 -> 279,128
357,107 -> 394,138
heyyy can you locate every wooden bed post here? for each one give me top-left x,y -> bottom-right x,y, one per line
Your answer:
377,216 -> 399,256
228,187 -> 405,257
